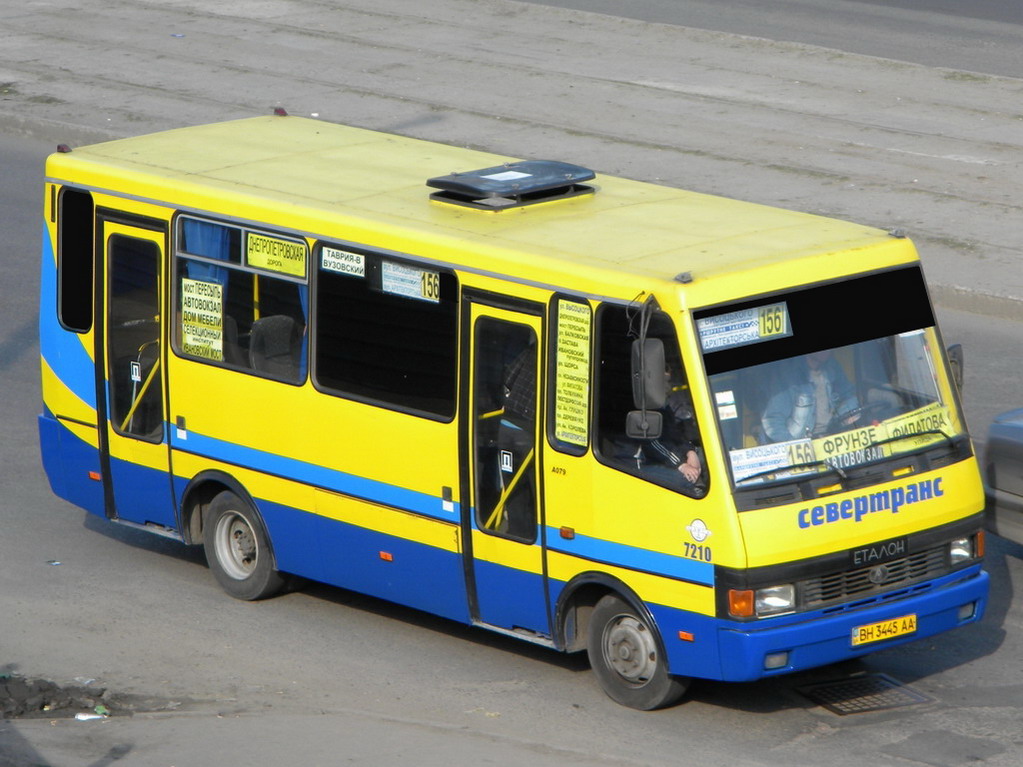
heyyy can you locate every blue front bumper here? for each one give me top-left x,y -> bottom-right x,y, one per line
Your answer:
652,566 -> 988,682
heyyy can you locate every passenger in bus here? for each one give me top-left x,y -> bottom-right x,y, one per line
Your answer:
761,350 -> 860,442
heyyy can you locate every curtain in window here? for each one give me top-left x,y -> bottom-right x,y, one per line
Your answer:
182,219 -> 231,285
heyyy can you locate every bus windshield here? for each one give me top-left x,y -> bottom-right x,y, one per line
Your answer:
695,267 -> 967,491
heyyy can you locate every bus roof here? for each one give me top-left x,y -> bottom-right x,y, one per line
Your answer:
47,116 -> 917,308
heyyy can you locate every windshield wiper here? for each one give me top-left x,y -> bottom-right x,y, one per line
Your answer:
736,459 -> 847,487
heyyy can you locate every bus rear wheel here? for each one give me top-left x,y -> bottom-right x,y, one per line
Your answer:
203,490 -> 285,601
587,594 -> 689,710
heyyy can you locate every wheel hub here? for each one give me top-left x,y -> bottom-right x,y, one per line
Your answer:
604,615 -> 657,685
230,523 -> 256,566
215,512 -> 258,580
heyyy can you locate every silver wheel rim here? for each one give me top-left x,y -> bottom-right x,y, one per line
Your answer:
602,613 -> 658,687
214,511 -> 258,581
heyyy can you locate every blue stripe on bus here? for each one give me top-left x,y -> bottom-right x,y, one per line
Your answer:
546,527 -> 715,586
173,429 -> 460,522
39,226 -> 98,411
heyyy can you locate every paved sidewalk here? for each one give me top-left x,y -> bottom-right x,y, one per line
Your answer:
3,0 -> 1021,316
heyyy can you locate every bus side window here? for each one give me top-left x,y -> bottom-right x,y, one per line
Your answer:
176,259 -> 307,382
174,218 -> 307,383
57,188 -> 94,333
314,248 -> 458,419
473,320 -> 538,542
595,304 -> 706,498
108,235 -> 163,440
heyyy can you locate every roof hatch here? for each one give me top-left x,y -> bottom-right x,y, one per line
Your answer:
427,160 -> 596,210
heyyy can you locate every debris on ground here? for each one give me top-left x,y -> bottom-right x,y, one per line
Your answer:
0,673 -> 117,720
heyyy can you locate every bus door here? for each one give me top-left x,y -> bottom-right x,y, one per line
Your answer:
96,215 -> 177,530
464,300 -> 550,636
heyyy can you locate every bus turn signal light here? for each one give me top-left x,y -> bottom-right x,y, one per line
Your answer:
729,589 -> 754,618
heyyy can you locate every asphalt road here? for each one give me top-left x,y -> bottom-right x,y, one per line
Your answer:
2,1 -> 1023,765
5,0 -> 1021,313
520,0 -> 1023,77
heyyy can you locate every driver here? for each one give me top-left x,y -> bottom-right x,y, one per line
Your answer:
761,350 -> 859,442
623,365 -> 704,493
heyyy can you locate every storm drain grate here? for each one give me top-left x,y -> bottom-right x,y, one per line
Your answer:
797,673 -> 934,715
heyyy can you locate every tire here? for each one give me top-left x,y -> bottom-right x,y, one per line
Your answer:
203,490 -> 285,601
587,594 -> 690,710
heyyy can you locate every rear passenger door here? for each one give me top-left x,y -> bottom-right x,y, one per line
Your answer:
97,215 -> 177,529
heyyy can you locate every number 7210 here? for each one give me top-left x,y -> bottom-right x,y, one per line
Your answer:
684,542 -> 712,562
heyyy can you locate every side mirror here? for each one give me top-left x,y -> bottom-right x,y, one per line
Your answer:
631,338 -> 667,410
946,343 -> 964,392
626,409 -> 663,440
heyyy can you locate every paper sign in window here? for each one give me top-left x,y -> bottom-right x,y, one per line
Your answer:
321,246 -> 366,277
697,302 -> 791,352
180,277 -> 224,361
246,232 -> 307,277
381,260 -> 440,303
554,300 -> 591,447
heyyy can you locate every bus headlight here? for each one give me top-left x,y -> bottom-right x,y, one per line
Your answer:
755,584 -> 796,617
950,536 -> 976,565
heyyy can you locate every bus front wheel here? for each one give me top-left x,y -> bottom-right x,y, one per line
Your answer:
587,594 -> 689,710
203,490 -> 285,601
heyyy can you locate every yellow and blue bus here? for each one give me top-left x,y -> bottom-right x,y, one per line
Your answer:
39,115 -> 988,709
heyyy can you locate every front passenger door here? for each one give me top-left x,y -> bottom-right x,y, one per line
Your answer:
464,298 -> 549,636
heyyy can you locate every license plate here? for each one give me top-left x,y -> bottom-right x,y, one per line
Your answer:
851,614 -> 917,646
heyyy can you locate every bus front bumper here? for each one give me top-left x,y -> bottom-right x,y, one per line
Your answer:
714,567 -> 988,682
654,566 -> 989,683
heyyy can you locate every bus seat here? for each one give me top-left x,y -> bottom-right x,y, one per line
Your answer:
249,315 -> 301,379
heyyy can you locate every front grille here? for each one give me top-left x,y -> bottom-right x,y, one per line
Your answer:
801,544 -> 949,608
